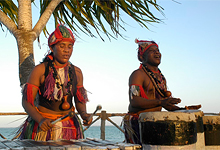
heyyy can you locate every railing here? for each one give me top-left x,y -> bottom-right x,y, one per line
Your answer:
0,111 -> 126,140
1,111 -> 220,140
84,110 -> 126,140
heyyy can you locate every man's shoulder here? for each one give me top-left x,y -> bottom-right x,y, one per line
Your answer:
72,65 -> 81,73
130,68 -> 145,77
129,68 -> 151,83
33,63 -> 46,72
70,64 -> 83,78
129,68 -> 145,82
28,63 -> 46,80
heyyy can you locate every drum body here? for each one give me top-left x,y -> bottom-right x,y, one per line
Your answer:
175,110 -> 205,150
203,114 -> 220,150
139,111 -> 197,150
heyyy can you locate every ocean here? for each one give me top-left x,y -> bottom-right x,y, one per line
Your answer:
0,126 -> 125,142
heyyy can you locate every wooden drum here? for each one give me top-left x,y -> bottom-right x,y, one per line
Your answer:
203,114 -> 220,150
175,110 -> 205,150
139,111 -> 197,150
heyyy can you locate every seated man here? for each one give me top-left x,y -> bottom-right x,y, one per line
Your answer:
18,25 -> 92,141
124,39 -> 201,144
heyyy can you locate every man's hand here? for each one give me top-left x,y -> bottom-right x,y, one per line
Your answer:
160,98 -> 181,111
161,98 -> 181,107
81,113 -> 93,126
39,118 -> 53,131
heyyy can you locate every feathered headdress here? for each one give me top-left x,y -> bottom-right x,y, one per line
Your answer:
135,39 -> 158,56
48,24 -> 75,47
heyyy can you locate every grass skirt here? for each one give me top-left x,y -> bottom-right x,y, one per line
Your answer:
123,113 -> 141,145
17,114 -> 84,141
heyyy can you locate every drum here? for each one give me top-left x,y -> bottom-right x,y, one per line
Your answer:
175,110 -> 205,150
139,111 -> 197,150
203,114 -> 220,150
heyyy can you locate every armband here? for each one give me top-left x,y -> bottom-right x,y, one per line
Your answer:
76,86 -> 88,103
130,84 -> 148,99
130,85 -> 141,100
22,83 -> 40,106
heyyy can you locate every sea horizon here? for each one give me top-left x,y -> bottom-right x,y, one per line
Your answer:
0,126 -> 125,143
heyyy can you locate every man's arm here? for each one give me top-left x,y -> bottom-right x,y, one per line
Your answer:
22,64 -> 53,131
129,70 -> 161,109
74,66 -> 92,126
129,70 -> 181,111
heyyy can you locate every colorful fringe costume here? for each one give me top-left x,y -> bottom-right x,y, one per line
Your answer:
18,110 -> 84,141
17,25 -> 88,141
18,60 -> 87,141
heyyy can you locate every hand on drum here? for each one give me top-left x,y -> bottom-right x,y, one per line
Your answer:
161,97 -> 181,107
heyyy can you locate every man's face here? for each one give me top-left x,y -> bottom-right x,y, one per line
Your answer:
50,41 -> 73,67
143,45 -> 161,66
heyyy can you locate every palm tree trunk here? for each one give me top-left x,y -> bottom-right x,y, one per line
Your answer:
16,32 -> 36,86
16,0 -> 64,85
16,0 -> 35,86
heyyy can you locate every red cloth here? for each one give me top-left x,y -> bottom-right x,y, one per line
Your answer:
76,86 -> 88,103
48,24 -> 75,46
23,83 -> 40,106
129,84 -> 149,99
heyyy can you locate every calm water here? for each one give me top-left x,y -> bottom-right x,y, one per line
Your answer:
0,126 -> 125,142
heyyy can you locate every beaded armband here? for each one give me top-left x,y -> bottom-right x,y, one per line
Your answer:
22,83 -> 41,106
130,84 -> 148,99
130,85 -> 140,99
76,86 -> 88,103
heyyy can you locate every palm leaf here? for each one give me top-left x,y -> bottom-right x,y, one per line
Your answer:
0,0 -> 18,25
39,0 -> 164,40
1,0 -> 164,40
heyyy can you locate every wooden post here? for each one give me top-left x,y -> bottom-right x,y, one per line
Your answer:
0,133 -> 6,139
83,116 -> 101,132
106,117 -> 125,133
100,110 -> 107,140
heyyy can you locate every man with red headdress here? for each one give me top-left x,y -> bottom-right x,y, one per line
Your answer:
17,24 -> 92,141
123,39 -> 201,144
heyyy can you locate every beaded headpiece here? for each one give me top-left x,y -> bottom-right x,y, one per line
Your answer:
48,24 -> 75,47
135,39 -> 158,57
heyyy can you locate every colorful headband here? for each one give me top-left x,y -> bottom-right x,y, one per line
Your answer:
135,39 -> 158,56
48,24 -> 75,47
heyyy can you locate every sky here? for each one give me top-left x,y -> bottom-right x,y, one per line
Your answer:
0,0 -> 220,128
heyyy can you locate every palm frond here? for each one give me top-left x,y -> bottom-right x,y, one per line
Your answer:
39,0 -> 164,40
0,0 -> 18,25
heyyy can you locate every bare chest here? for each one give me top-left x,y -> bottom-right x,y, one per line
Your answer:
142,75 -> 155,99
142,72 -> 165,99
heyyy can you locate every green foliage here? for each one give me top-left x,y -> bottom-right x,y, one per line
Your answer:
0,0 -> 18,29
1,0 -> 164,40
40,0 -> 164,41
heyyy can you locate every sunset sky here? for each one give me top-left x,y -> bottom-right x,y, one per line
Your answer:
0,0 -> 220,127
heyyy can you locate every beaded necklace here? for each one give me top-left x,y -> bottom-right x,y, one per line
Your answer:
50,61 -> 73,96
47,60 -> 73,110
43,54 -> 75,110
142,64 -> 167,97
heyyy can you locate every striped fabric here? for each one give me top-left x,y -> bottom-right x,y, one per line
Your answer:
18,114 -> 84,141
